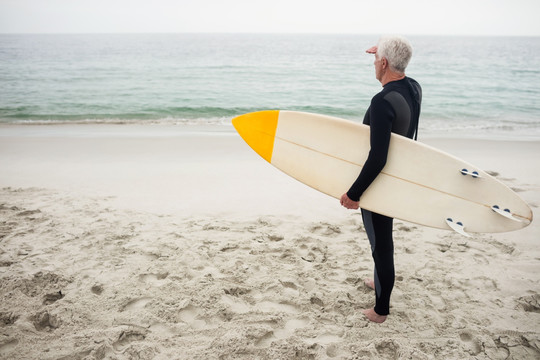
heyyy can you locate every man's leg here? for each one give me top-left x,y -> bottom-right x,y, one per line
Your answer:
361,209 -> 395,317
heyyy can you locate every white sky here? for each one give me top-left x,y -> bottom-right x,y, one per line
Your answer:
1,0 -> 539,36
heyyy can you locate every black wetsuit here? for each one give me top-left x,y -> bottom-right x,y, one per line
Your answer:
347,77 -> 422,316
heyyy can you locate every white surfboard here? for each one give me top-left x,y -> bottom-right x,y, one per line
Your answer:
232,110 -> 532,235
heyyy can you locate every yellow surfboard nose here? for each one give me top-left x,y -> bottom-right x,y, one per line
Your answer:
232,110 -> 279,163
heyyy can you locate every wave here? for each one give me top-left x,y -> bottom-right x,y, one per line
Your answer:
0,105 -> 363,124
2,105 -> 539,140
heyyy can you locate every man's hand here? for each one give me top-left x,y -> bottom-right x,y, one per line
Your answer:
340,193 -> 359,210
366,46 -> 378,54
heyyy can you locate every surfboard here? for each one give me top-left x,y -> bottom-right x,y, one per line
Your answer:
232,110 -> 533,235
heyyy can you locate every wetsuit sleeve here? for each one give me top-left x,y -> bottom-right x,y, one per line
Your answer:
346,96 -> 394,201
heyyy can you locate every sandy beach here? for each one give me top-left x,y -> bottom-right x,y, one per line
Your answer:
1,123 -> 539,359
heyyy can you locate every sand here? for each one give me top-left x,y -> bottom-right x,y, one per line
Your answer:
0,124 -> 539,359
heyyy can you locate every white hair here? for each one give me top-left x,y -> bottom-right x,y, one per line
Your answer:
377,36 -> 413,74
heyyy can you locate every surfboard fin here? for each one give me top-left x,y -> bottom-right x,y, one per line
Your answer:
491,205 -> 523,222
445,218 -> 472,237
460,169 -> 481,178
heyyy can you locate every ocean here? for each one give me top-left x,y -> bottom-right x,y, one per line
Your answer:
1,34 -> 539,139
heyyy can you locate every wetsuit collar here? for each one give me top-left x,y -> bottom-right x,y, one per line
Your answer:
382,76 -> 407,87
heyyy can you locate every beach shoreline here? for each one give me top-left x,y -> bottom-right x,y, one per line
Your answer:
1,123 -> 539,359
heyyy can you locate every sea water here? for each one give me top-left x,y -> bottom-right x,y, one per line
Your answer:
1,34 -> 539,139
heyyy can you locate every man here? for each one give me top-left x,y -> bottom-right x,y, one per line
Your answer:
340,36 -> 422,323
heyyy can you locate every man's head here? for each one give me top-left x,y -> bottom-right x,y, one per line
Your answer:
368,36 -> 413,75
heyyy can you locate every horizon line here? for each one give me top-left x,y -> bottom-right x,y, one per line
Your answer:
1,31 -> 539,38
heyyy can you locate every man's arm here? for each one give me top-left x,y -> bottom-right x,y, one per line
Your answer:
343,97 -> 394,204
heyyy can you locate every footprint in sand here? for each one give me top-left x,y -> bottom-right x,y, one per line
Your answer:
42,291 -> 64,305
138,272 -> 169,286
255,317 -> 310,348
309,222 -> 342,237
120,297 -> 152,312
149,322 -> 178,337
112,326 -> 148,352
0,338 -> 19,358
487,239 -> 515,255
0,311 -> 19,325
256,301 -> 301,314
459,330 -> 483,356
279,280 -> 300,296
296,243 -> 328,263
516,293 -> 540,313
31,310 -> 60,331
375,339 -> 399,358
326,343 -> 347,358
178,304 -> 208,330
224,286 -> 250,296
91,284 -> 104,295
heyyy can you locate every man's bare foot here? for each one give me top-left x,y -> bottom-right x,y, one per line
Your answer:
364,279 -> 375,290
362,308 -> 387,323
